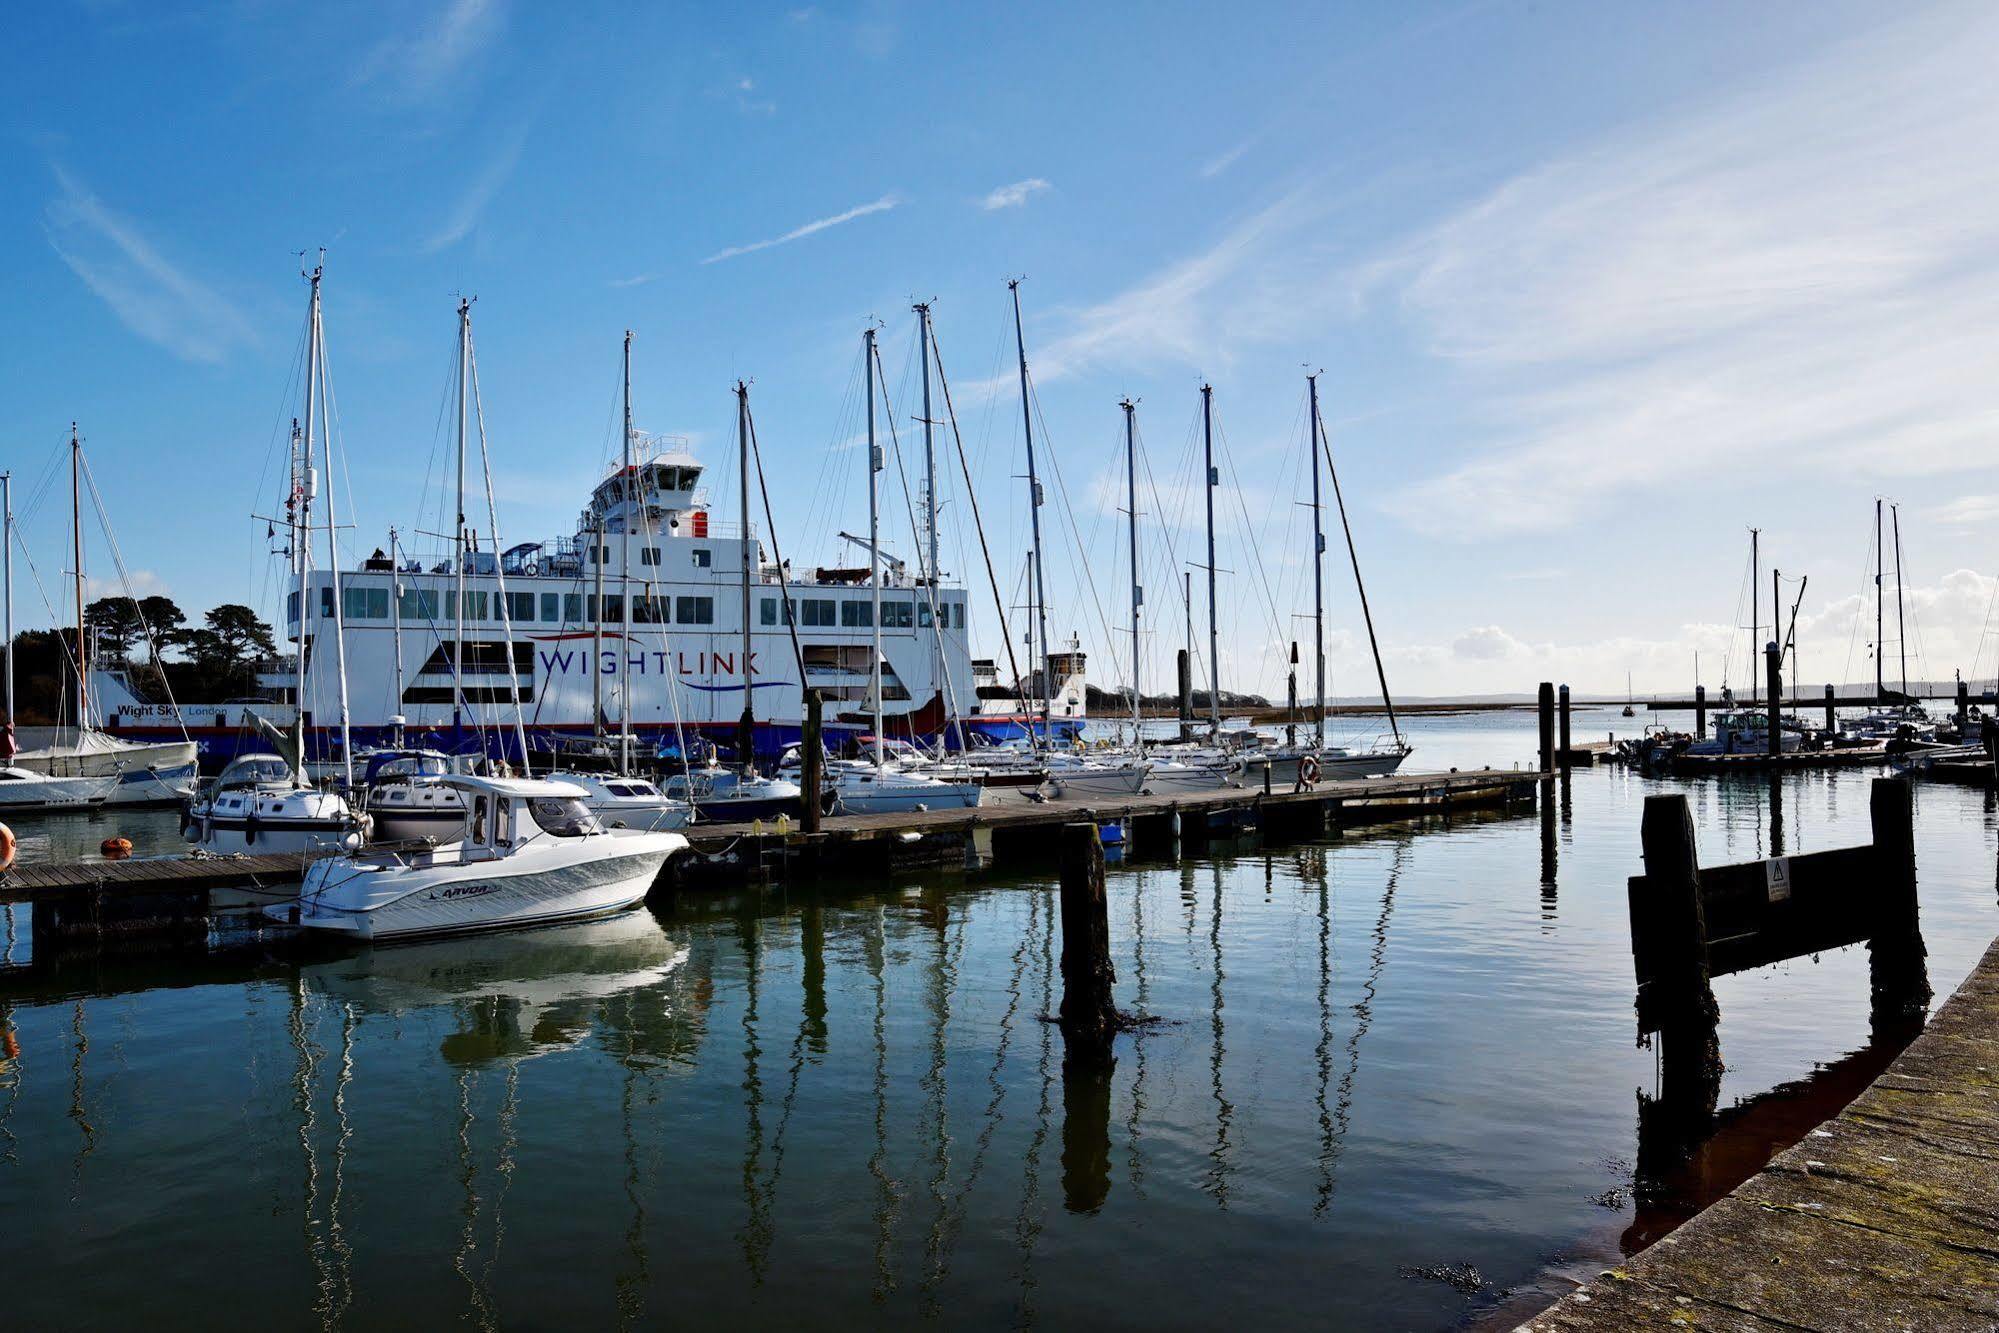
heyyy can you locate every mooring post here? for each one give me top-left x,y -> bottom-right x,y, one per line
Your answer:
1557,684 -> 1572,769
1537,682 -> 1554,773
1057,822 -> 1118,1060
1957,678 -> 1970,731
1824,683 -> 1836,735
1176,649 -> 1194,744
800,689 -> 824,835
1694,684 -> 1706,739
1638,794 -> 1721,1122
1765,643 -> 1782,758
1867,777 -> 1931,1024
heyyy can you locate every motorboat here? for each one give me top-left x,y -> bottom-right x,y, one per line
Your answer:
1041,754 -> 1151,800
183,753 -> 368,854
661,763 -> 813,823
1684,710 -> 1804,757
548,769 -> 694,831
825,760 -> 981,814
291,775 -> 684,940
0,766 -> 118,812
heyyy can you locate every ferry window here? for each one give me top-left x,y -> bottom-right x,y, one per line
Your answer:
675,595 -> 714,625
343,586 -> 389,620
603,595 -> 624,623
463,591 -> 488,622
319,587 -> 335,618
400,587 -> 439,621
641,548 -> 661,566
632,596 -> 667,624
287,590 -> 299,623
691,549 -> 712,568
883,602 -> 913,629
760,597 -> 796,626
506,592 -> 535,623
564,593 -> 583,624
802,599 -> 835,627
841,600 -> 872,628
918,603 -> 933,628
541,593 -> 559,623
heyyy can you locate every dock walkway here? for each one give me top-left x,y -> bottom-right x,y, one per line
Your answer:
1518,936 -> 1999,1331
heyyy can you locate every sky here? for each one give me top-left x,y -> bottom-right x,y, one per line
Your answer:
5,1 -> 1999,702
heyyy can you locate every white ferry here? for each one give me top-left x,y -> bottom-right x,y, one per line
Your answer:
104,437 -> 1079,768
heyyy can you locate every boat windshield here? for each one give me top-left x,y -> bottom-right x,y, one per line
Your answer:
216,755 -> 293,789
528,797 -> 599,837
371,754 -> 450,782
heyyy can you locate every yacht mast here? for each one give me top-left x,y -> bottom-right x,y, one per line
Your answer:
1317,393 -> 1403,746
735,381 -> 756,775
388,526 -> 404,732
1307,373 -> 1326,750
291,415 -> 310,762
1123,397 -> 1141,743
865,328 -> 886,766
1874,498 -> 1884,700
1892,502 -> 1908,697
308,263 -> 354,790
1201,384 -> 1220,739
620,330 -> 634,776
71,424 -> 86,731
1007,281 -> 1052,738
453,298 -> 471,741
915,301 -> 948,749
1749,527 -> 1760,705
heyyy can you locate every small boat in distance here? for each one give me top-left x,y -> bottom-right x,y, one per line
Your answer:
0,766 -> 117,812
293,775 -> 684,941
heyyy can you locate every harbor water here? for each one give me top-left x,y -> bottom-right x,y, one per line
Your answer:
1,707 -> 1995,1329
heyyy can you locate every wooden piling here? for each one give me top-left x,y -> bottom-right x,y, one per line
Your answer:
1635,795 -> 1722,1120
799,689 -> 824,835
1866,776 -> 1931,1024
1557,684 -> 1572,770
1765,644 -> 1781,757
1177,649 -> 1193,743
1057,821 -> 1118,1058
1537,682 -> 1555,772
1824,682 -> 1836,734
1694,684 -> 1706,738
1957,678 -> 1970,730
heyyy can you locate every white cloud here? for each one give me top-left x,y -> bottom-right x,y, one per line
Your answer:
1200,139 -> 1255,179
43,165 -> 256,365
982,178 -> 1051,211
1369,8 -> 1999,538
354,0 -> 505,103
701,194 -> 899,264
424,120 -> 530,253
1928,495 -> 1999,528
85,570 -> 166,602
1452,625 -> 1531,661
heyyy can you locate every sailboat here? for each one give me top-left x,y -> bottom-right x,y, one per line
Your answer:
1254,374 -> 1411,785
1844,500 -> 1933,744
187,261 -> 365,854
5,431 -> 198,805
1623,673 -> 1636,718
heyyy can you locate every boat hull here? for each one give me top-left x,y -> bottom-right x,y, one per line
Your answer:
296,841 -> 675,941
11,736 -> 199,805
1046,765 -> 1151,799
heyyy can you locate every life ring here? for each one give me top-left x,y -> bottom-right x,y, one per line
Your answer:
1300,755 -> 1322,785
101,837 -> 133,860
0,822 -> 14,872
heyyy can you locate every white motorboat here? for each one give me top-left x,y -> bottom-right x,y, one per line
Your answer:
11,729 -> 198,807
548,769 -> 694,831
184,753 -> 368,854
0,766 -> 118,812
662,764 -> 812,823
292,776 -> 684,941
824,760 -> 982,814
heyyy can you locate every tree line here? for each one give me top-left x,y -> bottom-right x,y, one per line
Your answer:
4,597 -> 278,724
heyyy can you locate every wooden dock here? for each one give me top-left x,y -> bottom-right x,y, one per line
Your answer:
1667,744 -> 1889,775
1518,934 -> 1999,1330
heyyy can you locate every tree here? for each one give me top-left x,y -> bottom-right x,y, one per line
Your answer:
136,596 -> 188,652
82,597 -> 144,662
204,603 -> 277,666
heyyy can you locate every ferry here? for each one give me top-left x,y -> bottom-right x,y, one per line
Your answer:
101,436 -> 1082,769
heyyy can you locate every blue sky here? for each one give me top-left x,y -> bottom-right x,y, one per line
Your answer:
6,1 -> 1999,700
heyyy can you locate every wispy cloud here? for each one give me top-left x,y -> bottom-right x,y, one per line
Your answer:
43,165 -> 256,365
354,0 -> 505,103
701,194 -> 899,264
1367,8 -> 1999,539
1930,495 -> 1999,528
982,178 -> 1050,211
1199,138 -> 1256,179
424,119 -> 530,252
608,272 -> 660,289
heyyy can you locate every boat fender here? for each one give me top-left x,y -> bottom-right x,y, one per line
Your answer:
180,805 -> 198,841
1300,755 -> 1321,785
0,822 -> 13,872
243,809 -> 258,847
100,837 -> 133,860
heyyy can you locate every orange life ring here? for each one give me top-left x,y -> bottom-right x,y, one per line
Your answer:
0,821 -> 13,871
1300,755 -> 1322,785
101,836 -> 133,860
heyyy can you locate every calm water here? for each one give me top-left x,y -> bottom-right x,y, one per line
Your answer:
1,708 -> 1994,1330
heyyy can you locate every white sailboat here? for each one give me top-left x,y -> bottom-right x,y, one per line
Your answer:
0,765 -> 117,812
188,261 -> 363,853
293,775 -> 684,940
1,437 -> 197,805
